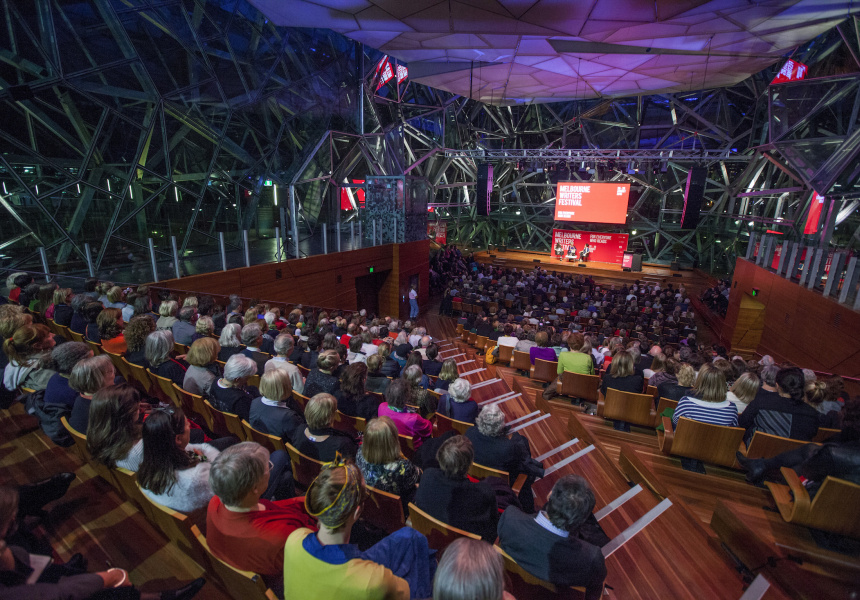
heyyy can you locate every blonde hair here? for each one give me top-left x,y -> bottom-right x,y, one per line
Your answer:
317,349 -> 340,372
159,300 -> 178,318
52,288 -> 72,306
692,363 -> 727,403
259,368 -> 292,402
676,364 -> 696,387
195,316 -> 214,335
305,393 -> 337,429
182,296 -> 198,308
186,337 -> 220,366
361,417 -> 401,465
106,286 -> 123,304
438,359 -> 458,382
729,372 -> 759,405
609,350 -> 634,378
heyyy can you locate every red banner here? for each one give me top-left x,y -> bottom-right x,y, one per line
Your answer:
374,56 -> 394,90
551,229 -> 629,265
428,221 -> 447,244
771,59 -> 808,85
340,180 -> 365,210
804,193 -> 825,235
555,182 -> 630,224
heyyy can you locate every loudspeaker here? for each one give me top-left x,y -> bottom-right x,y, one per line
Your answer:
533,259 -> 541,263
681,167 -> 706,229
476,163 -> 493,217
631,253 -> 643,272
499,246 -> 507,252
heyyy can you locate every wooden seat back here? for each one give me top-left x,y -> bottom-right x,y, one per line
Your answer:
812,427 -> 840,443
171,384 -> 205,421
296,364 -> 310,379
123,358 -> 154,394
468,462 -> 510,486
433,412 -> 474,437
173,342 -> 189,355
494,546 -> 581,599
510,350 -> 531,372
103,351 -> 133,384
292,390 -> 310,412
203,399 -> 247,440
67,329 -> 85,343
332,410 -> 366,436
407,502 -> 480,553
559,371 -> 600,403
194,530 -> 277,600
655,397 -> 678,416
285,442 -> 323,489
601,388 -> 657,427
658,417 -> 745,468
60,416 -> 116,489
362,485 -> 406,534
498,344 -> 514,364
742,431 -> 813,460
151,372 -> 182,407
766,467 -> 860,538
241,420 -> 288,453
145,370 -> 174,405
113,467 -> 148,514
475,335 -> 489,351
84,339 -> 103,356
137,482 -> 208,568
399,434 -> 416,460
530,358 -> 558,383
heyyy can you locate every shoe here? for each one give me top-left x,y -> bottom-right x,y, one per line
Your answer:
735,452 -> 767,483
17,472 -> 76,516
160,578 -> 205,600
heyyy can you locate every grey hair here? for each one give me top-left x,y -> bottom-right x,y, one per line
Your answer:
432,537 -> 505,600
69,355 -> 114,394
802,368 -> 816,383
476,404 -> 506,437
264,312 -> 276,326
223,354 -> 258,381
448,378 -> 471,403
404,364 -> 423,386
178,306 -> 196,322
219,323 -> 242,348
761,365 -> 779,386
273,333 -> 294,356
145,330 -> 174,366
71,293 -> 96,313
420,336 -> 431,348
208,442 -> 269,506
241,323 -> 262,346
51,342 -> 93,374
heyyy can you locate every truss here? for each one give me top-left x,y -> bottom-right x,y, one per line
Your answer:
442,149 -> 753,162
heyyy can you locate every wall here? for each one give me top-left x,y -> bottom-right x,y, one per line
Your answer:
724,258 -> 860,376
154,240 -> 429,314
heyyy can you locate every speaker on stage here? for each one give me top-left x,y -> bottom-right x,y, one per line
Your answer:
476,163 -> 493,217
631,253 -> 643,272
681,167 -> 706,229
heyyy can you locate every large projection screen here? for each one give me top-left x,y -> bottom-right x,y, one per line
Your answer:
555,182 -> 630,224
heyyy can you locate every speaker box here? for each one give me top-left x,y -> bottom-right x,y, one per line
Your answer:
533,259 -> 541,263
476,163 -> 493,217
631,253 -> 643,272
681,167 -> 706,229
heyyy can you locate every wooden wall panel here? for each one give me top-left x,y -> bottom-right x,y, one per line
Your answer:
725,259 -> 860,376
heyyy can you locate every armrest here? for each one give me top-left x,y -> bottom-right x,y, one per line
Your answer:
511,473 -> 528,495
596,391 -> 605,416
779,466 -> 812,522
659,416 -> 674,454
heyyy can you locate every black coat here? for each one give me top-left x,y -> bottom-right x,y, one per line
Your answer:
466,427 -> 532,478
413,468 -> 498,542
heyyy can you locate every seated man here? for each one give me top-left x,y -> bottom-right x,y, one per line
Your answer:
207,442 -> 316,587
498,475 -> 608,600
413,435 -> 498,542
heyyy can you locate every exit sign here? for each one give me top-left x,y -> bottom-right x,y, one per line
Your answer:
368,266 -> 374,273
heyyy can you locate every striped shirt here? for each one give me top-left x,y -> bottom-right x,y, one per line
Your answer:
673,396 -> 738,428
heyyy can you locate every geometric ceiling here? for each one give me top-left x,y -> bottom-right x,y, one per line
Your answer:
250,0 -> 860,104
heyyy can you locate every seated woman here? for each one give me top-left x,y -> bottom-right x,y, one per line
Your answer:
44,342 -> 93,408
138,406 -> 220,513
3,323 -> 56,392
50,288 -> 74,327
414,435 -> 498,542
209,354 -> 259,421
123,315 -> 156,366
437,378 -> 479,424
649,356 -> 677,390
0,306 -> 31,372
87,383 -> 149,471
377,342 -> 401,378
249,368 -> 305,440
83,300 -> 103,343
404,364 -> 435,418
433,538 -> 515,600
146,330 -> 187,386
335,362 -> 381,421
68,355 -> 116,434
433,358 -> 458,393
737,397 -> 860,487
156,300 -> 179,331
283,458 -> 434,599
739,366 -> 820,442
364,354 -> 391,395
218,323 -> 244,361
726,371 -> 759,415
69,293 -> 92,335
422,344 -> 443,377
183,337 -> 221,397
657,362 -> 695,402
303,350 -> 341,398
673,364 -> 738,428
543,332 -> 594,400
378,379 -> 432,448
292,393 -> 358,461
356,416 -> 421,504
190,315 -> 214,344
528,331 -> 556,365
399,351 -> 428,384
97,307 -> 126,354
599,350 -> 645,432
643,352 -> 666,381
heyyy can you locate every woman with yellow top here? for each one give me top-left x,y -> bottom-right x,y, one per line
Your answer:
542,332 -> 595,401
283,457 -> 435,599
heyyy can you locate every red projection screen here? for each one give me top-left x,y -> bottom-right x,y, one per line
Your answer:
555,182 -> 630,224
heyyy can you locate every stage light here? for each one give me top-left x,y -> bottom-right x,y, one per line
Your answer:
631,230 -> 637,235
748,221 -> 754,226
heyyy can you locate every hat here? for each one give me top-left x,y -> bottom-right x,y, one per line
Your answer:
395,343 -> 412,359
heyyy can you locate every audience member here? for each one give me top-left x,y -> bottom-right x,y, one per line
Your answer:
249,368 -> 305,440
87,383 -> 149,471
183,338 -> 221,397
146,330 -> 187,386
265,333 -> 305,394
303,350 -> 341,397
433,358 -> 458,393
437,378 -> 479,424
3,323 -> 56,392
739,366 -> 820,442
44,342 -> 93,408
156,300 -> 179,331
172,306 -> 198,345
356,416 -> 422,504
124,315 -> 155,366
432,538 -> 515,600
209,354 -> 259,421
217,323 -> 244,361
726,371 -> 759,415
673,363 -> 738,427
365,354 -> 391,394
68,355 -> 115,433
378,379 -> 432,447
292,393 -> 358,461
335,362 -> 380,421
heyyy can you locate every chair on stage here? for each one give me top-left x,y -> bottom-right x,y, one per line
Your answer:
510,350 -> 531,374
740,431 -> 813,460
559,371 -> 600,403
407,503 -> 480,553
598,388 -> 657,428
530,358 -> 557,385
765,468 -> 860,539
657,417 -> 745,468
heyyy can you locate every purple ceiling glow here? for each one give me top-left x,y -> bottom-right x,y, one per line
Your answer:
249,0 -> 859,104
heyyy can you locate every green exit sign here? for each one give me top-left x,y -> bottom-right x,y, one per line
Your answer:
368,266 -> 374,273
263,179 -> 273,186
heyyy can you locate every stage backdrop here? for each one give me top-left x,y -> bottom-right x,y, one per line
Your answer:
551,229 -> 629,265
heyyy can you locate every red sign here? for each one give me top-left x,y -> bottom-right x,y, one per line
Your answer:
428,221 -> 447,244
804,193 -> 825,235
771,59 -> 809,85
555,182 -> 630,224
374,56 -> 394,90
340,180 -> 365,210
551,229 -> 629,265
396,64 -> 408,84
622,253 -> 634,269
